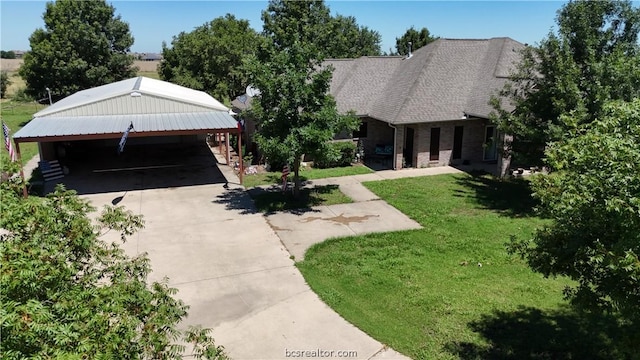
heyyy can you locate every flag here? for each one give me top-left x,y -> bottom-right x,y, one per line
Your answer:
2,122 -> 17,162
117,122 -> 134,154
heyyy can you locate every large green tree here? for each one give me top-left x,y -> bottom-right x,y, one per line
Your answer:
492,0 -> 640,165
0,167 -> 227,359
245,2 -> 359,197
262,0 -> 381,58
508,99 -> 640,330
394,26 -> 437,56
159,14 -> 263,103
19,0 -> 136,101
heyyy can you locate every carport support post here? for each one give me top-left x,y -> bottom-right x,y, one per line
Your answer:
225,132 -> 230,165
15,142 -> 28,198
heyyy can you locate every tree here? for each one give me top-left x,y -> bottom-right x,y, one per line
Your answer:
492,0 -> 640,165
245,15 -> 359,197
19,0 -> 137,101
0,167 -> 227,359
0,50 -> 16,59
159,14 -> 263,103
508,99 -> 640,330
261,0 -> 381,58
394,26 -> 437,56
0,71 -> 10,99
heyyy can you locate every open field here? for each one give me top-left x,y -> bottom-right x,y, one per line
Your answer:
298,174 -> 632,359
1,59 -> 160,73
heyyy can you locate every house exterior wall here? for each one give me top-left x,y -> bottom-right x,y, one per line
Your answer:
355,117 -> 395,156
383,118 -> 491,169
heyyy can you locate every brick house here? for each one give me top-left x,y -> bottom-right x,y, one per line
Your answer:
327,37 -> 523,173
233,37 -> 523,173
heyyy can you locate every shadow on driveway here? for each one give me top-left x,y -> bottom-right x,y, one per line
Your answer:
45,143 -> 227,195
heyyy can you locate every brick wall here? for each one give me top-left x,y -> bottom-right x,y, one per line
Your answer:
396,119 -> 490,168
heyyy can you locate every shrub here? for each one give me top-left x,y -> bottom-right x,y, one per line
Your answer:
0,71 -> 10,99
11,87 -> 34,102
314,141 -> 356,168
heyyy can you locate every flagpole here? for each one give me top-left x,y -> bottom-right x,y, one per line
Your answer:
238,127 -> 243,185
15,142 -> 28,198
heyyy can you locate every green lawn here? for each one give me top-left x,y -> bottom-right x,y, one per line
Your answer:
298,174 -> 626,359
251,184 -> 351,213
1,101 -> 42,165
243,164 -> 373,188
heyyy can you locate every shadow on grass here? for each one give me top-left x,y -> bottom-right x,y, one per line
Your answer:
445,306 -> 639,360
212,187 -> 259,215
454,172 -> 537,217
249,184 -> 342,215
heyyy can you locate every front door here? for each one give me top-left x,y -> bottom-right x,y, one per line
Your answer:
404,127 -> 414,167
430,127 -> 440,161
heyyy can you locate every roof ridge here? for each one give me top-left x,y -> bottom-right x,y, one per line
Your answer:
133,76 -> 143,91
331,59 -> 360,96
388,40 -> 442,123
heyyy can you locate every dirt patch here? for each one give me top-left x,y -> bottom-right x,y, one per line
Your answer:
300,213 -> 379,226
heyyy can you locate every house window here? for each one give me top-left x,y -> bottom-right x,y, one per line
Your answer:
483,126 -> 498,161
353,122 -> 368,138
430,127 -> 440,161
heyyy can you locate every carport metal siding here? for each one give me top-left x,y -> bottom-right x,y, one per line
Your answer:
13,112 -> 238,143
46,94 -> 217,117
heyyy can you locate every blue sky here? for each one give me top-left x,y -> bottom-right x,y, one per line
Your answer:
1,1 -> 568,54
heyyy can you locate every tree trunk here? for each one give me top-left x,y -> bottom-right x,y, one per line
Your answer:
293,158 -> 301,199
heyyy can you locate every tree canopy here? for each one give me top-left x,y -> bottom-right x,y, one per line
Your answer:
508,99 -> 640,332
492,0 -> 640,165
261,0 -> 381,58
19,0 -> 136,101
0,50 -> 16,59
394,26 -> 437,56
159,14 -> 263,103
245,1 -> 359,197
0,167 -> 227,359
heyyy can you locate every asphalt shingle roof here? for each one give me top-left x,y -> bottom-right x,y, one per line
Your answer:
328,37 -> 524,124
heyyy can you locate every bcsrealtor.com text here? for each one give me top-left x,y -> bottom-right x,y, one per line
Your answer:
284,348 -> 358,358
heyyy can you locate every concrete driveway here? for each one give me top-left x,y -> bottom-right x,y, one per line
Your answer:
81,168 -> 408,359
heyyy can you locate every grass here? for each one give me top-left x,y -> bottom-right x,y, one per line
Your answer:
251,184 -> 351,213
137,71 -> 160,80
1,100 -> 42,166
243,164 -> 373,188
296,173 -> 629,359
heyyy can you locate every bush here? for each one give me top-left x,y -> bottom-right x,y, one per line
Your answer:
11,87 -> 34,102
0,71 -> 10,99
314,141 -> 356,169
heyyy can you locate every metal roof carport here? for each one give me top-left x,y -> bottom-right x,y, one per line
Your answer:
13,77 -> 244,196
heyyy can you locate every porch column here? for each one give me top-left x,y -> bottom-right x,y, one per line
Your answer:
394,125 -> 405,170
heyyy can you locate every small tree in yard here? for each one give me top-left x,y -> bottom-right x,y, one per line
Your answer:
245,0 -> 359,198
0,162 -> 227,359
244,41 -> 358,198
508,99 -> 640,335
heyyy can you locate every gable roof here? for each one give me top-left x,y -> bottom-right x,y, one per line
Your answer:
35,76 -> 228,117
328,37 -> 523,124
14,77 -> 237,142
